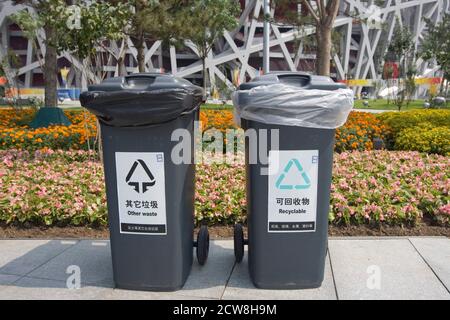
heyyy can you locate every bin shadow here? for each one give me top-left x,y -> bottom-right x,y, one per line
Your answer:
0,240 -> 114,290
0,239 -> 238,297
180,240 -> 236,295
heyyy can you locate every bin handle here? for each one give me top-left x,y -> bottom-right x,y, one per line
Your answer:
122,75 -> 156,90
277,74 -> 310,87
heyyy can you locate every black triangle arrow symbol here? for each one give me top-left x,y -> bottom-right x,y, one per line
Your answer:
125,159 -> 156,193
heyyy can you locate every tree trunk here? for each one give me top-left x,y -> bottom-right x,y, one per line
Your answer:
44,26 -> 58,108
440,75 -> 445,95
117,55 -> 126,76
445,76 -> 449,98
202,58 -> 207,100
29,25 -> 71,128
130,35 -> 146,73
315,25 -> 332,76
133,1 -> 146,73
137,44 -> 146,72
117,41 -> 128,76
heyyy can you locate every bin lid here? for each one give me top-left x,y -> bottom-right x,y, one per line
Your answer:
237,72 -> 347,91
233,72 -> 354,129
80,73 -> 204,127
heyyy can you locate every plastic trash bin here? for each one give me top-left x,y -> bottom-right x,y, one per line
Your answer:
80,73 -> 209,291
232,72 -> 353,289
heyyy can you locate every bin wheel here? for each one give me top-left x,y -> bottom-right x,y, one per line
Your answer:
196,225 -> 209,266
234,224 -> 245,263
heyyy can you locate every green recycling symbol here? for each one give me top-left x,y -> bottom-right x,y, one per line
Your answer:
275,158 -> 311,190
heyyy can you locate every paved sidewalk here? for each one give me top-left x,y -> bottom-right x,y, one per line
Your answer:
0,237 -> 448,300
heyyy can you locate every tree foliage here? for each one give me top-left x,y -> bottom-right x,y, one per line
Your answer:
108,0 -> 191,72
385,20 -> 414,70
11,0 -> 131,109
183,0 -> 240,60
421,13 -> 450,94
275,0 -> 341,76
136,0 -> 191,44
181,0 -> 240,93
12,0 -> 131,60
384,19 -> 416,110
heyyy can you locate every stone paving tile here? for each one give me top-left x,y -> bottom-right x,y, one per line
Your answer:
178,240 -> 235,299
0,240 -> 78,276
0,274 -> 22,294
329,239 -> 450,300
28,240 -> 113,286
0,276 -> 112,300
101,288 -> 216,300
102,241 -> 234,300
409,237 -> 450,293
222,252 -> 336,300
1,238 -> 449,300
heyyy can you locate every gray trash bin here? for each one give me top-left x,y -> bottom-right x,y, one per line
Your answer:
80,73 -> 209,291
233,72 -> 353,289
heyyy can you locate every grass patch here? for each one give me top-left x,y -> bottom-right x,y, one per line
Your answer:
201,103 -> 233,110
2,103 -> 234,111
354,99 -> 426,110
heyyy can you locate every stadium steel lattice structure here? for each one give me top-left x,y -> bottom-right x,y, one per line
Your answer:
0,0 -> 449,94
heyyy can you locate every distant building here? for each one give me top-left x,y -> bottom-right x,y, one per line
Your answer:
0,0 -> 448,95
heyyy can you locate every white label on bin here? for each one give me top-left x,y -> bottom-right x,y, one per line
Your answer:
267,150 -> 318,233
115,152 -> 167,235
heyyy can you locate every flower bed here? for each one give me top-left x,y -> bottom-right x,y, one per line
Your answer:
1,108 -> 383,153
395,125 -> 450,156
199,110 -> 386,152
335,112 -> 387,152
331,151 -> 449,226
3,108 -> 449,155
195,159 -> 246,225
199,109 -> 237,132
0,149 -> 105,226
1,149 -> 448,227
377,110 -> 450,155
0,109 -> 97,151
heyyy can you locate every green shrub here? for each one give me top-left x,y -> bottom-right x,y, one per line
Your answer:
395,125 -> 450,155
378,110 -> 450,153
378,109 -> 450,136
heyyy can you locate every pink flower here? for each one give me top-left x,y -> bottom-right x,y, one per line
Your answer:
338,179 -> 349,191
37,187 -> 48,197
402,204 -> 415,214
438,204 -> 450,215
2,157 -> 13,168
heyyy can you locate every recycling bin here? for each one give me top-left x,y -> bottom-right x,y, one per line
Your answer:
233,72 -> 353,289
80,73 -> 209,291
